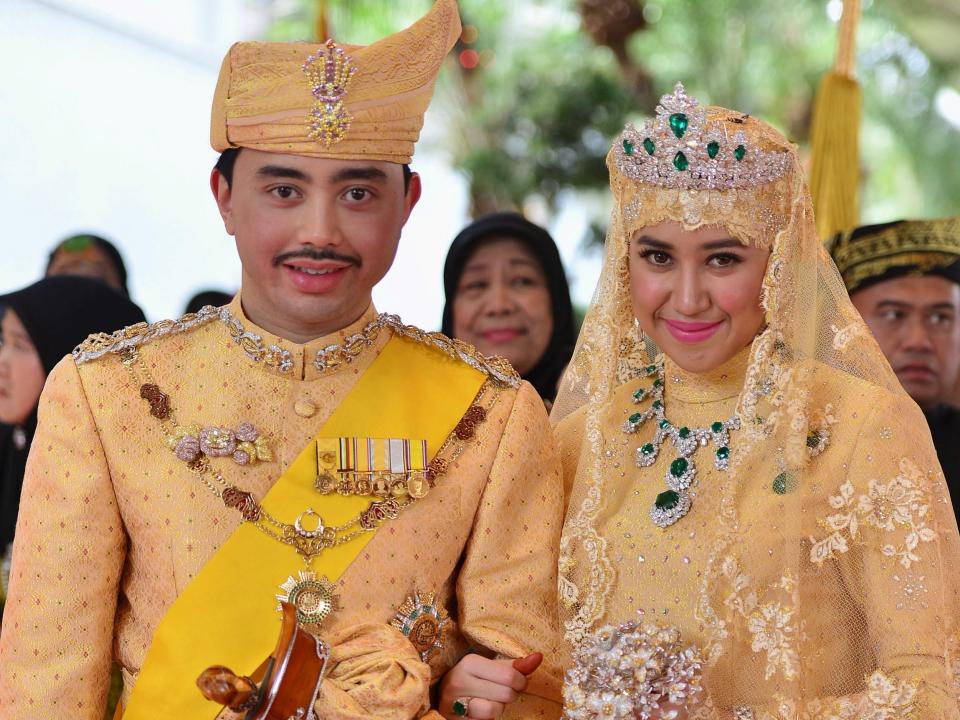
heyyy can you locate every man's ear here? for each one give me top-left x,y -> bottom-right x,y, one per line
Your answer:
210,168 -> 236,236
401,172 -> 423,225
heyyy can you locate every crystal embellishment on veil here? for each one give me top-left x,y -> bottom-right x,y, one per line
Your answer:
624,362 -> 740,528
615,82 -> 791,190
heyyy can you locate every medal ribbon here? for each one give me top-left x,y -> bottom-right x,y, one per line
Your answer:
121,334 -> 485,719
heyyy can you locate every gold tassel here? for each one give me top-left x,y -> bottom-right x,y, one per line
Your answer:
314,0 -> 330,42
809,0 -> 862,241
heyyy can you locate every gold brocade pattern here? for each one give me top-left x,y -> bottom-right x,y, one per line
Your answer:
210,0 -> 461,163
554,90 -> 960,718
827,216 -> 960,293
0,298 -> 564,719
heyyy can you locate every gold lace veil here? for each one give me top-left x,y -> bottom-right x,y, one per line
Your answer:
553,83 -> 960,718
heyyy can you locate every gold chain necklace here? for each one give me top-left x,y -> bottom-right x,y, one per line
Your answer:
119,347 -> 496,565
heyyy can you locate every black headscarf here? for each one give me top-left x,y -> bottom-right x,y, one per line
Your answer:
441,212 -> 576,403
46,233 -> 130,298
0,276 -> 145,555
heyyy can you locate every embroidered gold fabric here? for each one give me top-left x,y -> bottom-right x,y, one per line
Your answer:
210,0 -> 461,163
826,216 -> 960,294
553,94 -> 960,718
0,296 -> 563,718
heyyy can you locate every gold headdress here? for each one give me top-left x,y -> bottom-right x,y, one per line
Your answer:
604,83 -> 796,250
554,83 -> 960,718
827,216 -> 960,294
210,0 -> 461,163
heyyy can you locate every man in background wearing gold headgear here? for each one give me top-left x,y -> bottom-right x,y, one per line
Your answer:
0,2 -> 563,718
828,216 -> 960,518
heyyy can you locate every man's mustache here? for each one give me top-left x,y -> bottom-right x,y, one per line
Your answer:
272,247 -> 362,268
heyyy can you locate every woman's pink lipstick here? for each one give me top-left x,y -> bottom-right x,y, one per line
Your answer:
662,318 -> 723,343
482,328 -> 523,343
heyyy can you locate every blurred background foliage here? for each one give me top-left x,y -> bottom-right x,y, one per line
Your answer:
267,0 -> 960,242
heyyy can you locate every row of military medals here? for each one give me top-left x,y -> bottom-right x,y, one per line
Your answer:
623,362 -> 740,528
274,447 -> 437,630
123,346 -> 435,634
300,447 -> 451,662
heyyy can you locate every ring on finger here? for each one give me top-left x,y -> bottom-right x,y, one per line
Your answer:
453,697 -> 471,717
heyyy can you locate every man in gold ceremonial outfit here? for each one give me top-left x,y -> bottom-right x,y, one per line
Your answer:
0,2 -> 564,718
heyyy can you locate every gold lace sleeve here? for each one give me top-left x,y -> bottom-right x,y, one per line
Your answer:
738,391 -> 960,720
0,358 -> 126,719
456,381 -> 564,717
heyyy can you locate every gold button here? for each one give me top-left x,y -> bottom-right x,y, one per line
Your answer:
294,399 -> 317,418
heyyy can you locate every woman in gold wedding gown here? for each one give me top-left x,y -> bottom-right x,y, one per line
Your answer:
552,83 -> 960,719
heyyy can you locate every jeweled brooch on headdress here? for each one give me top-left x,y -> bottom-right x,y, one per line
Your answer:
303,39 -> 358,146
615,82 -> 790,190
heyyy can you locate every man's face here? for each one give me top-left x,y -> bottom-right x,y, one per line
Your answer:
212,149 -> 421,340
851,274 -> 960,409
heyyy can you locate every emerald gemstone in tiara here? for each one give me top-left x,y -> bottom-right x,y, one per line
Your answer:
614,82 -> 790,190
669,112 -> 688,138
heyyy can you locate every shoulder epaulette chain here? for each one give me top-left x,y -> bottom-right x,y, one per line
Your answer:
73,306 -> 521,387
313,313 -> 520,388
72,306 -> 222,365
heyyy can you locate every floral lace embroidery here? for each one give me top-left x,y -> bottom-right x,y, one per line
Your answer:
830,322 -> 867,352
763,670 -> 919,719
813,671 -> 919,719
810,458 -> 937,569
720,558 -> 801,681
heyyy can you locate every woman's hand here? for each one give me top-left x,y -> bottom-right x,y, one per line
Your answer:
438,652 -> 542,719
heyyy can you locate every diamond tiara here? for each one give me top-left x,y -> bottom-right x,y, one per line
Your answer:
614,82 -> 791,190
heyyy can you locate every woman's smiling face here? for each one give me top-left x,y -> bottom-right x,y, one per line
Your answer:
452,237 -> 553,375
629,221 -> 770,373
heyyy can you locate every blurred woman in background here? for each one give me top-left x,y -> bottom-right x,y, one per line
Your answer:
442,212 -> 576,406
0,276 -> 144,615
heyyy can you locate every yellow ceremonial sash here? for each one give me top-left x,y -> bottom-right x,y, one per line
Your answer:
121,335 -> 485,719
